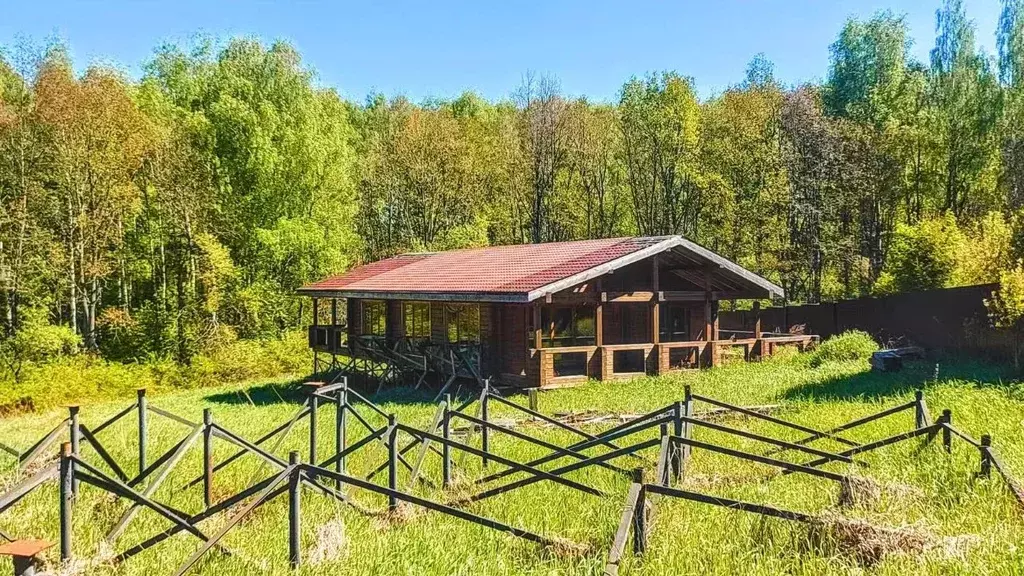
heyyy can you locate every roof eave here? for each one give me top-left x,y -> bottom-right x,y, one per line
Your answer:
526,235 -> 785,302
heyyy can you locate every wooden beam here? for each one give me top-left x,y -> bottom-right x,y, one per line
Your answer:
532,304 -> 542,350
753,301 -> 762,339
603,291 -> 656,303
651,256 -> 660,346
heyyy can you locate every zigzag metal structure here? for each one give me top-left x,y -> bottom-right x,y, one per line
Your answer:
0,380 -> 1021,576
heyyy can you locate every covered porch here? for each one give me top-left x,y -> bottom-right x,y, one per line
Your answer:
529,296 -> 817,388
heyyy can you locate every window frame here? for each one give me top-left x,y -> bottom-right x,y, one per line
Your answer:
541,305 -> 596,348
403,301 -> 431,341
445,303 -> 481,344
361,300 -> 387,337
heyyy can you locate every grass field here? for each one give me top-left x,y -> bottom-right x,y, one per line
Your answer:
2,349 -> 1023,575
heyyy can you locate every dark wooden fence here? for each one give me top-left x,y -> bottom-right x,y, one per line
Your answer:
720,284 -> 1015,358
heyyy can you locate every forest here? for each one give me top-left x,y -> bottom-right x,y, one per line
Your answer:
2,0 -> 1024,380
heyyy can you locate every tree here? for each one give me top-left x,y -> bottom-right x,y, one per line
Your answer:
619,72 -> 703,237
930,0 -> 1001,217
33,58 -> 154,349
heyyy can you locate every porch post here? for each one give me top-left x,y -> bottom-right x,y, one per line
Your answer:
331,298 -> 339,366
704,270 -> 716,368
312,297 -> 319,374
651,256 -> 660,375
753,301 -> 763,359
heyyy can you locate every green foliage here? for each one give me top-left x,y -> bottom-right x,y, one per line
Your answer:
0,329 -> 309,411
986,262 -> 1024,329
874,214 -> 963,294
2,6 -> 1024,387
0,308 -> 80,383
808,330 -> 880,366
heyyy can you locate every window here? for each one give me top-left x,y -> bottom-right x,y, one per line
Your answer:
403,302 -> 431,340
445,304 -> 480,344
660,305 -> 691,342
541,306 -> 596,348
362,300 -> 387,337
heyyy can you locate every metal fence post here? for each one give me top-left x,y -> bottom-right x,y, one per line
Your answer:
336,383 -> 347,486
630,467 -> 647,555
672,401 -> 683,482
309,391 -> 319,467
137,389 -> 147,477
288,451 -> 301,570
59,442 -> 73,562
914,389 -> 925,429
942,409 -> 952,454
203,408 -> 213,509
442,395 -> 452,488
388,415 -> 398,512
481,380 -> 490,468
980,434 -> 992,478
68,406 -> 80,496
683,386 -> 693,462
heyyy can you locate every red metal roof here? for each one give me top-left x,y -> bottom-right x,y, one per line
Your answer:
301,237 -> 664,299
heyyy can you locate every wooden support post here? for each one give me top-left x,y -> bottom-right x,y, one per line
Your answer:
137,389 -> 147,478
203,409 -> 213,509
980,434 -> 992,478
528,389 -> 539,413
942,409 -> 952,454
387,415 -> 398,512
630,467 -> 647,555
753,301 -> 762,358
532,304 -> 542,350
59,443 -> 72,562
481,380 -> 490,468
68,406 -> 80,496
287,451 -> 301,570
312,297 -> 319,374
442,395 -> 452,488
336,383 -> 347,485
651,256 -> 660,348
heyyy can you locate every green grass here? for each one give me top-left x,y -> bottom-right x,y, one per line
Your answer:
1,354 -> 1023,575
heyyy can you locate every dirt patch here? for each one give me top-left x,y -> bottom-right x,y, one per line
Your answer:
371,502 -> 425,529
806,513 -> 978,566
838,476 -> 925,509
0,397 -> 35,417
683,471 -> 774,491
308,518 -> 347,564
543,536 -> 593,559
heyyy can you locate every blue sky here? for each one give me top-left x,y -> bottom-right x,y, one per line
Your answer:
0,0 -> 1003,103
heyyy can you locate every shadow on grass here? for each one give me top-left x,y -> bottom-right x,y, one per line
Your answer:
202,372 -> 484,408
782,357 -> 1018,402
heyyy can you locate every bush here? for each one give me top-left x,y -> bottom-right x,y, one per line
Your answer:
0,329 -> 312,413
809,330 -> 879,367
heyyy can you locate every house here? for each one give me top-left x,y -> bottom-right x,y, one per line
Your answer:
297,236 -> 815,389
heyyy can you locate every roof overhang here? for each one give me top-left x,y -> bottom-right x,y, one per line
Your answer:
297,235 -> 785,303
525,236 -> 784,302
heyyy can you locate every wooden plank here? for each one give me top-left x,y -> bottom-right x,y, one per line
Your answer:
692,394 -> 860,448
604,482 -> 644,576
306,464 -> 560,547
0,462 -> 58,514
769,401 -> 915,454
793,425 -> 937,472
467,438 -> 661,503
645,484 -> 814,523
399,424 -> 605,497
